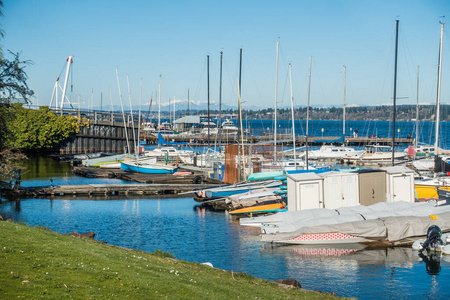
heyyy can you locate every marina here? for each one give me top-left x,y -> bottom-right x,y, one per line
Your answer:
2,2 -> 450,297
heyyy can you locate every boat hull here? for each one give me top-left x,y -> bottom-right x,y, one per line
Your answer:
229,203 -> 286,215
120,161 -> 177,174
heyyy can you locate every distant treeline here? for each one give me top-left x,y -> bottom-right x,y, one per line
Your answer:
189,105 -> 449,122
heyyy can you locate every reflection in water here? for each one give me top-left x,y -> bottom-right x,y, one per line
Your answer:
419,252 -> 441,275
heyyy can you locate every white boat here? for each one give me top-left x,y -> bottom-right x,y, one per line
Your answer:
200,120 -> 218,135
193,148 -> 225,168
144,146 -> 195,165
221,119 -> 238,135
142,121 -> 156,133
157,122 -> 174,135
345,145 -> 406,162
307,145 -> 364,160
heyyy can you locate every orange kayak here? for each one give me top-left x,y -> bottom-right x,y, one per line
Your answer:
229,203 -> 286,215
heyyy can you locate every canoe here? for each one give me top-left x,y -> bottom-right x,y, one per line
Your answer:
229,202 -> 286,215
248,171 -> 284,181
120,161 -> 178,174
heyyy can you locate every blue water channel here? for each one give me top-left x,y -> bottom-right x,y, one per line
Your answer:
1,156 -> 450,298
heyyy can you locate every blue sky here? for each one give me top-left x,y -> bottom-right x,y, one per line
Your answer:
3,0 -> 450,111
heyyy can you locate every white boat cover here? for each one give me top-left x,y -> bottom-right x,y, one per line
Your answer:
227,188 -> 280,208
241,201 -> 437,228
263,201 -> 450,234
261,210 -> 450,244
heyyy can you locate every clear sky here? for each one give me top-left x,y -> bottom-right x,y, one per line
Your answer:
3,0 -> 450,111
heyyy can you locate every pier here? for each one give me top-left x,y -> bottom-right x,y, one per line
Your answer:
19,183 -> 219,198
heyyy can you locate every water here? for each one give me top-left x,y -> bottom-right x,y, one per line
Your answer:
2,156 -> 450,298
158,118 -> 449,151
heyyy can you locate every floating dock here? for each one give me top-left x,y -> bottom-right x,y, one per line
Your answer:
18,183 -> 220,198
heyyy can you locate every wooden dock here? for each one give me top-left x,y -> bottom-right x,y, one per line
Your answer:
18,183 -> 220,198
3,165 -> 224,199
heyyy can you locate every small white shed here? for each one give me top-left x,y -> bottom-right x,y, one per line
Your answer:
320,171 -> 360,209
380,166 -> 415,202
287,173 -> 324,211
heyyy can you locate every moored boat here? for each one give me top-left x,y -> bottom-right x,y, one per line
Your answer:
120,160 -> 178,174
307,145 -> 364,160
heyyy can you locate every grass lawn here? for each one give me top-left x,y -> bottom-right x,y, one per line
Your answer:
0,220 -> 346,299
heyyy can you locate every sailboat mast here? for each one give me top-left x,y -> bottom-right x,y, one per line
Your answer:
305,56 -> 312,170
218,51 -> 223,149
434,22 -> 444,156
392,19 -> 399,166
238,48 -> 243,146
187,89 -> 190,115
158,75 -> 161,129
138,78 -> 142,156
115,68 -> 131,154
238,48 -> 244,181
274,41 -> 279,162
289,63 -> 296,167
343,65 -> 346,139
207,55 -> 210,149
126,74 -> 137,155
415,66 -> 419,148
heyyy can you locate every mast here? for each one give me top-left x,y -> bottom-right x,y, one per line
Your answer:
218,51 -> 223,150
305,56 -> 312,170
434,22 -> 444,157
158,75 -> 161,129
289,63 -> 296,168
207,55 -> 210,149
238,48 -> 244,181
274,41 -> 279,162
392,19 -> 399,166
138,78 -> 142,157
343,65 -> 346,139
126,74 -> 137,155
115,68 -> 131,154
415,66 -> 419,148
187,89 -> 190,115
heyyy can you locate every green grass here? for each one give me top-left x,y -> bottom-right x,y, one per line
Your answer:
0,221 -> 345,299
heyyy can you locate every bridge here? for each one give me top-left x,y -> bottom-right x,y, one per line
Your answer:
54,108 -> 139,155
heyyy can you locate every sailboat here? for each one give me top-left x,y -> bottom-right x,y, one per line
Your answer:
415,22 -> 450,200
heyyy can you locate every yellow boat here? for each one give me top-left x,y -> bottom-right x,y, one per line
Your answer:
415,177 -> 450,199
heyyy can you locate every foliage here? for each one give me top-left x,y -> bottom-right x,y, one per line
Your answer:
0,221 -> 343,299
5,104 -> 87,150
0,148 -> 26,182
0,51 -> 34,103
152,249 -> 175,258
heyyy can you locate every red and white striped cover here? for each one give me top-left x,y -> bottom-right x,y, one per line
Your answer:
290,232 -> 357,242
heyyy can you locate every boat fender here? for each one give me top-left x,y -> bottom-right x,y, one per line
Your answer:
412,239 -> 426,251
443,245 -> 450,255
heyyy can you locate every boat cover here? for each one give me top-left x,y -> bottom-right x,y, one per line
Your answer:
227,188 -> 281,208
261,210 -> 450,243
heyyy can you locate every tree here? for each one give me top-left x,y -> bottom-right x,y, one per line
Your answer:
6,104 -> 85,150
0,51 -> 34,104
